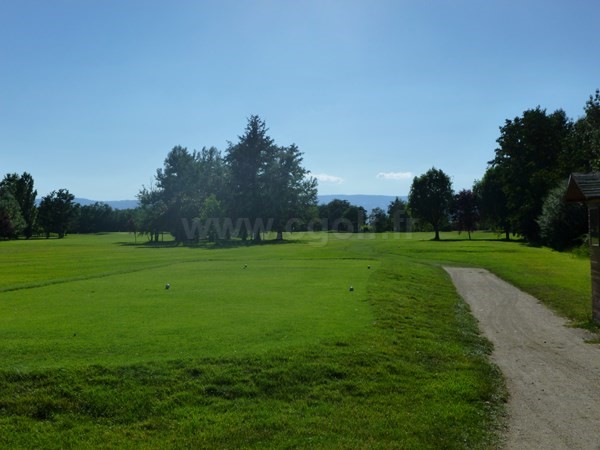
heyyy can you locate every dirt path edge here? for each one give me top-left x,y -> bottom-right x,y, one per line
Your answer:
444,267 -> 600,450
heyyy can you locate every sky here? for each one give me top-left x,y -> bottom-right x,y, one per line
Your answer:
1,0 -> 599,200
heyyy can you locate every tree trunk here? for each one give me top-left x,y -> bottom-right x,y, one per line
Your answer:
276,229 -> 283,241
434,225 -> 440,241
254,230 -> 262,242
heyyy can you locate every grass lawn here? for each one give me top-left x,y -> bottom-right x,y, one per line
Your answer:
0,231 -> 591,447
398,232 -> 592,327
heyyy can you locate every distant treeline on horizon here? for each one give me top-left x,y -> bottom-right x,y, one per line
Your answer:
67,195 -> 407,213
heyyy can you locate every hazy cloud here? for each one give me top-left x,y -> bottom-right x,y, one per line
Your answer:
314,173 -> 344,184
376,171 -> 413,180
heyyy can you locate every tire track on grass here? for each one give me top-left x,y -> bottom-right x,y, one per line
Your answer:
0,260 -> 196,294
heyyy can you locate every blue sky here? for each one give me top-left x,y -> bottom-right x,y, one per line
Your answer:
1,0 -> 599,200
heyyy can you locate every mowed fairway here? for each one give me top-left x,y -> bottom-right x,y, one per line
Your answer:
0,235 -> 374,369
0,231 -> 591,448
0,255 -> 372,369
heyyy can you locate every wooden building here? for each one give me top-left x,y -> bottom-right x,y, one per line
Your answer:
565,173 -> 600,323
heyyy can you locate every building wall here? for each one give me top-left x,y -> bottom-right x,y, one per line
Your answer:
589,205 -> 600,323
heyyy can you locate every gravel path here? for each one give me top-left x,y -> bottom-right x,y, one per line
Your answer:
444,267 -> 600,450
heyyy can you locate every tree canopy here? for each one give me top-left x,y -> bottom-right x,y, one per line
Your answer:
0,172 -> 37,239
137,116 -> 317,243
387,197 -> 410,232
490,107 -> 573,242
408,168 -> 453,241
473,167 -> 510,240
0,190 -> 25,239
538,182 -> 587,251
5,91 -> 600,249
452,189 -> 479,240
38,189 -> 76,238
477,91 -> 600,248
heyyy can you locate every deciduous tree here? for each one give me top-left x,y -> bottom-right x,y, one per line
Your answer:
387,197 -> 410,232
0,191 -> 25,239
265,144 -> 318,240
473,167 -> 511,239
38,189 -> 76,238
538,181 -> 587,251
368,207 -> 388,232
452,189 -> 479,240
155,146 -> 201,242
408,168 -> 454,241
137,184 -> 167,242
0,172 -> 37,238
491,107 -> 572,242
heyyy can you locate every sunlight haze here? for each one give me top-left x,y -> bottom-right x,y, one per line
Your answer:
2,0 -> 598,199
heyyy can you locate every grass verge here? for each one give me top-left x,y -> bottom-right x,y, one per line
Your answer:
0,239 -> 506,447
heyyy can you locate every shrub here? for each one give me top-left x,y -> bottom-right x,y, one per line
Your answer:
538,182 -> 588,251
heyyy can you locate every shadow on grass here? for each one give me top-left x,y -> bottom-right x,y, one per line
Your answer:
431,238 -> 526,243
115,238 -> 304,250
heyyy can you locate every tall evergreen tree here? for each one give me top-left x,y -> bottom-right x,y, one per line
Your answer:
137,116 -> 316,243
225,115 -> 275,241
16,172 -> 37,238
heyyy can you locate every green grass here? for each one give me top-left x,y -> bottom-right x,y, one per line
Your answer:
391,232 -> 592,326
0,230 -> 591,448
0,258 -> 373,369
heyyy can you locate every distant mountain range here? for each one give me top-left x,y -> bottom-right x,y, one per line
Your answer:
70,194 -> 406,212
73,198 -> 139,210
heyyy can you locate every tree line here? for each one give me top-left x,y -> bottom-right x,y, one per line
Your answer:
317,88 -> 600,248
2,90 -> 599,249
136,115 -> 318,243
403,89 -> 600,248
0,116 -> 317,242
0,174 -> 137,239
476,90 -> 600,249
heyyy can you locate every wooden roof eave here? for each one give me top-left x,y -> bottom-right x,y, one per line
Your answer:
565,173 -> 600,203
